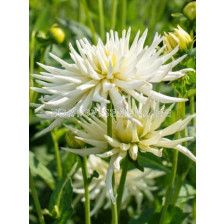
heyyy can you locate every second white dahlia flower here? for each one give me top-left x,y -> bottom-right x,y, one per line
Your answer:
31,28 -> 193,136
73,155 -> 165,215
63,99 -> 196,203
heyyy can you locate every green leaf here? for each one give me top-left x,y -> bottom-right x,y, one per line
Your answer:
187,89 -> 196,97
58,18 -> 98,41
138,152 -> 170,173
34,7 -> 52,32
48,162 -> 79,223
128,154 -> 144,172
176,184 -> 196,206
48,177 -> 73,223
29,151 -> 55,190
188,71 -> 196,85
62,152 -> 77,175
129,208 -> 155,224
165,206 -> 190,224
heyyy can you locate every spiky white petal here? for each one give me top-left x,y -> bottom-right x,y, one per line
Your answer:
65,100 -> 196,202
31,29 -> 192,135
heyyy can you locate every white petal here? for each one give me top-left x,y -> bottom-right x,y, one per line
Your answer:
113,152 -> 127,171
139,145 -> 163,157
62,147 -> 104,155
97,148 -> 119,158
174,144 -> 196,162
160,120 -> 183,137
106,156 -> 117,204
156,137 -> 194,148
149,90 -> 188,103
114,79 -> 144,90
75,136 -> 107,148
104,135 -> 122,148
34,118 -> 63,138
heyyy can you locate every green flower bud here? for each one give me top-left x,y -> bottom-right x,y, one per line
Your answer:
183,1 -> 196,21
49,24 -> 65,44
65,131 -> 85,148
163,26 -> 193,53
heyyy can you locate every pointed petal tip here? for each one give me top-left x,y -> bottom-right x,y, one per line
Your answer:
36,62 -> 43,67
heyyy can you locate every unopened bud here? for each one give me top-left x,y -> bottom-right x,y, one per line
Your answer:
65,131 -> 85,148
183,1 -> 196,21
49,24 -> 65,44
163,26 -> 193,53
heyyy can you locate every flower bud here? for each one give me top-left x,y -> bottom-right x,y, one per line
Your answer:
129,144 -> 138,161
163,26 -> 193,53
49,24 -> 65,44
183,1 -> 196,21
65,131 -> 85,148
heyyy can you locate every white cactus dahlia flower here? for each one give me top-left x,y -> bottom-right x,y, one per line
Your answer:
73,155 -> 165,215
31,28 -> 193,136
62,99 -> 196,203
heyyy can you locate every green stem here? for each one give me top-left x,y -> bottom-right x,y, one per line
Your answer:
190,95 -> 195,126
171,96 -> 196,205
81,0 -> 97,45
107,102 -> 113,138
98,0 -> 105,41
193,197 -> 196,220
181,102 -> 186,146
121,0 -> 126,32
117,157 -> 129,215
159,150 -> 178,224
171,161 -> 192,205
30,30 -> 36,102
51,130 -> 63,180
78,0 -> 84,23
29,167 -> 45,224
159,101 -> 184,224
80,156 -> 91,224
107,101 -> 118,224
111,0 -> 118,30
111,174 -> 118,224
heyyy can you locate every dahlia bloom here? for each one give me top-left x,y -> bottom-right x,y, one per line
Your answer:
73,155 -> 164,215
31,28 -> 193,136
62,99 -> 196,202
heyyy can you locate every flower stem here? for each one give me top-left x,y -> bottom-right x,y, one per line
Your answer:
190,95 -> 195,126
111,174 -> 118,224
159,101 -> 184,224
51,130 -> 63,180
107,102 -> 113,138
121,0 -> 126,32
80,156 -> 91,224
171,95 -> 196,205
98,0 -> 105,41
29,167 -> 45,224
171,161 -> 192,205
107,101 -> 118,224
117,156 -> 129,216
29,30 -> 36,102
159,149 -> 178,224
111,0 -> 118,30
81,0 -> 97,45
